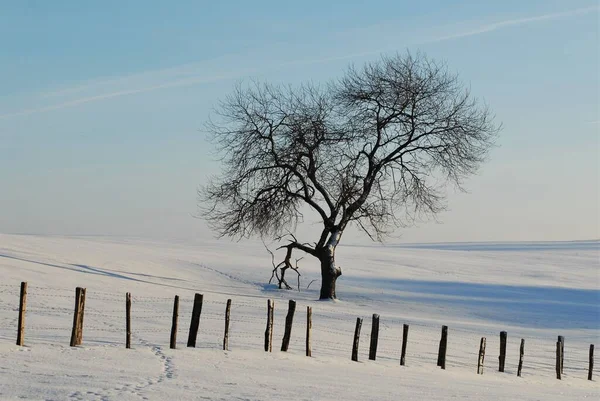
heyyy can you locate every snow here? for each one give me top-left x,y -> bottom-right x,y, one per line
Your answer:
0,234 -> 598,400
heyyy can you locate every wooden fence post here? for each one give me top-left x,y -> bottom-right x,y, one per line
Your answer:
187,293 -> 203,348
269,301 -> 274,352
16,282 -> 27,346
69,287 -> 79,347
517,339 -> 525,377
369,314 -> 380,361
306,306 -> 312,357
477,337 -> 486,374
400,324 -> 409,366
125,292 -> 131,349
70,287 -> 86,346
170,295 -> 179,349
499,331 -> 507,372
556,341 -> 562,380
281,300 -> 296,352
76,288 -> 86,346
437,325 -> 448,369
558,335 -> 564,374
351,317 -> 363,362
265,299 -> 274,352
223,299 -> 231,351
588,344 -> 594,381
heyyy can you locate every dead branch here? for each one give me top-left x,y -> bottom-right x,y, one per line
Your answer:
264,236 -> 305,291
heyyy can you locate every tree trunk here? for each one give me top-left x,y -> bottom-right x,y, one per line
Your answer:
319,248 -> 342,300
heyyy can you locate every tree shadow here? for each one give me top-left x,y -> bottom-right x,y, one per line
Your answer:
0,253 -> 144,282
342,277 -> 600,329
344,240 -> 599,252
0,253 -> 270,300
1,254 -> 182,283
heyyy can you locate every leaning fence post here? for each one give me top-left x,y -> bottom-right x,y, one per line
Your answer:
265,299 -> 274,352
499,331 -> 507,372
223,299 -> 231,351
588,344 -> 594,381
517,339 -> 525,377
170,295 -> 179,349
477,337 -> 486,374
556,341 -> 562,380
125,292 -> 131,349
437,325 -> 448,369
400,324 -> 409,366
16,282 -> 27,346
306,306 -> 312,357
351,317 -> 363,362
187,293 -> 203,347
369,314 -> 380,361
70,287 -> 86,346
281,300 -> 296,352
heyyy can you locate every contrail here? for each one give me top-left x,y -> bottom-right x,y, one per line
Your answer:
0,71 -> 253,120
1,5 -> 596,120
425,5 -> 598,43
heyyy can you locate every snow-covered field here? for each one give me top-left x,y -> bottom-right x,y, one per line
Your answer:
0,234 -> 598,400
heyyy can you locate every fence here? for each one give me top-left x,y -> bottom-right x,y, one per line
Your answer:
2,281 -> 596,383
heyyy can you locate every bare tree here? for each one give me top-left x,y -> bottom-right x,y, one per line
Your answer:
201,52 -> 500,299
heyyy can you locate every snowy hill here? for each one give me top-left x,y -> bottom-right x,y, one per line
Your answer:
0,234 -> 598,400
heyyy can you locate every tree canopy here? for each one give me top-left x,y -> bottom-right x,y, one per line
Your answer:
201,52 -> 500,299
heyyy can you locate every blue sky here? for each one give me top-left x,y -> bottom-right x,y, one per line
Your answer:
0,0 -> 598,242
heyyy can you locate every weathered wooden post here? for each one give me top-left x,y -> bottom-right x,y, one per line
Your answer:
556,341 -> 562,380
70,287 -> 86,346
125,292 -> 131,349
477,337 -> 486,374
268,300 -> 274,351
437,325 -> 448,369
187,293 -> 203,347
369,314 -> 380,361
588,344 -> 594,381
264,299 -> 274,352
400,324 -> 409,366
281,300 -> 296,352
558,335 -> 564,374
499,331 -> 507,372
223,299 -> 231,351
69,288 -> 78,347
76,288 -> 86,346
517,339 -> 525,377
351,317 -> 363,362
16,282 -> 27,346
170,295 -> 179,349
306,306 -> 312,357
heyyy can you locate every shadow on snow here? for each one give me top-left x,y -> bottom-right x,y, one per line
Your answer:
342,276 -> 600,330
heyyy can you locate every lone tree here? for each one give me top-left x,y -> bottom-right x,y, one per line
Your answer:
201,52 -> 499,299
